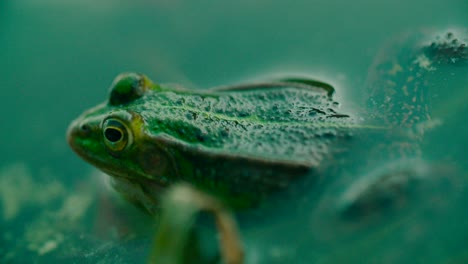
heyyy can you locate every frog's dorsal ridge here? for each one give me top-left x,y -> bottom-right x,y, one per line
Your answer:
108,72 -> 157,106
211,78 -> 334,97
277,77 -> 335,97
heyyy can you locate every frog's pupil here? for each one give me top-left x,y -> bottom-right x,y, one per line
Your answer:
105,128 -> 122,142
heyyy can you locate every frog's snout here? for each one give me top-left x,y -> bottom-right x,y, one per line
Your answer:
67,120 -> 83,138
67,119 -> 92,150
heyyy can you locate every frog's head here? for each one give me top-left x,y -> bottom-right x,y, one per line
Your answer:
67,73 -> 173,186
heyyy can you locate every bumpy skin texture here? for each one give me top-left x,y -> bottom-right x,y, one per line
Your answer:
68,74 -> 363,209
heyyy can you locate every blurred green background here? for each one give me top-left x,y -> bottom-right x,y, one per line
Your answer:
0,0 -> 467,263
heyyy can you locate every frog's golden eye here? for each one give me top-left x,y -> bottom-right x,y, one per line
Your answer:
102,118 -> 132,152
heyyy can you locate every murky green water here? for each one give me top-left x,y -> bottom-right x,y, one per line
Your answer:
1,1 -> 467,263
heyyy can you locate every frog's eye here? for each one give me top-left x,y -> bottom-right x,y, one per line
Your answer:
102,118 -> 132,152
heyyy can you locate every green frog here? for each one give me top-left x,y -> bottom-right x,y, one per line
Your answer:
67,29 -> 466,263
67,73 -> 355,206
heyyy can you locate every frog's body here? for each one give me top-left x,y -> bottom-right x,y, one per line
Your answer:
67,29 -> 466,263
68,74 -> 367,210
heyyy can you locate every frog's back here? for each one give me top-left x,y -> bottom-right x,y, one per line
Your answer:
138,84 -> 354,166
124,81 -> 359,206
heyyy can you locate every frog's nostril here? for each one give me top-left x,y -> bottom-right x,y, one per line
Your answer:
80,124 -> 91,135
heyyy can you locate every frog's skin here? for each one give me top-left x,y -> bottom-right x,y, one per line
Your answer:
67,71 -> 370,212
67,29 -> 467,263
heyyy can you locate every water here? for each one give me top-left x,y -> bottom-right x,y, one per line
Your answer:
1,1 -> 467,263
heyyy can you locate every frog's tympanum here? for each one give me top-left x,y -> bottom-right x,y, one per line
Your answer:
67,30 -> 466,264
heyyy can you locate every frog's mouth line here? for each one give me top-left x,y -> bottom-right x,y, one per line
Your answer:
71,146 -> 140,181
69,138 -> 166,189
67,130 -> 125,178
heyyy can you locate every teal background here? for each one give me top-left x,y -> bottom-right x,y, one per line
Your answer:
1,1 -> 467,263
